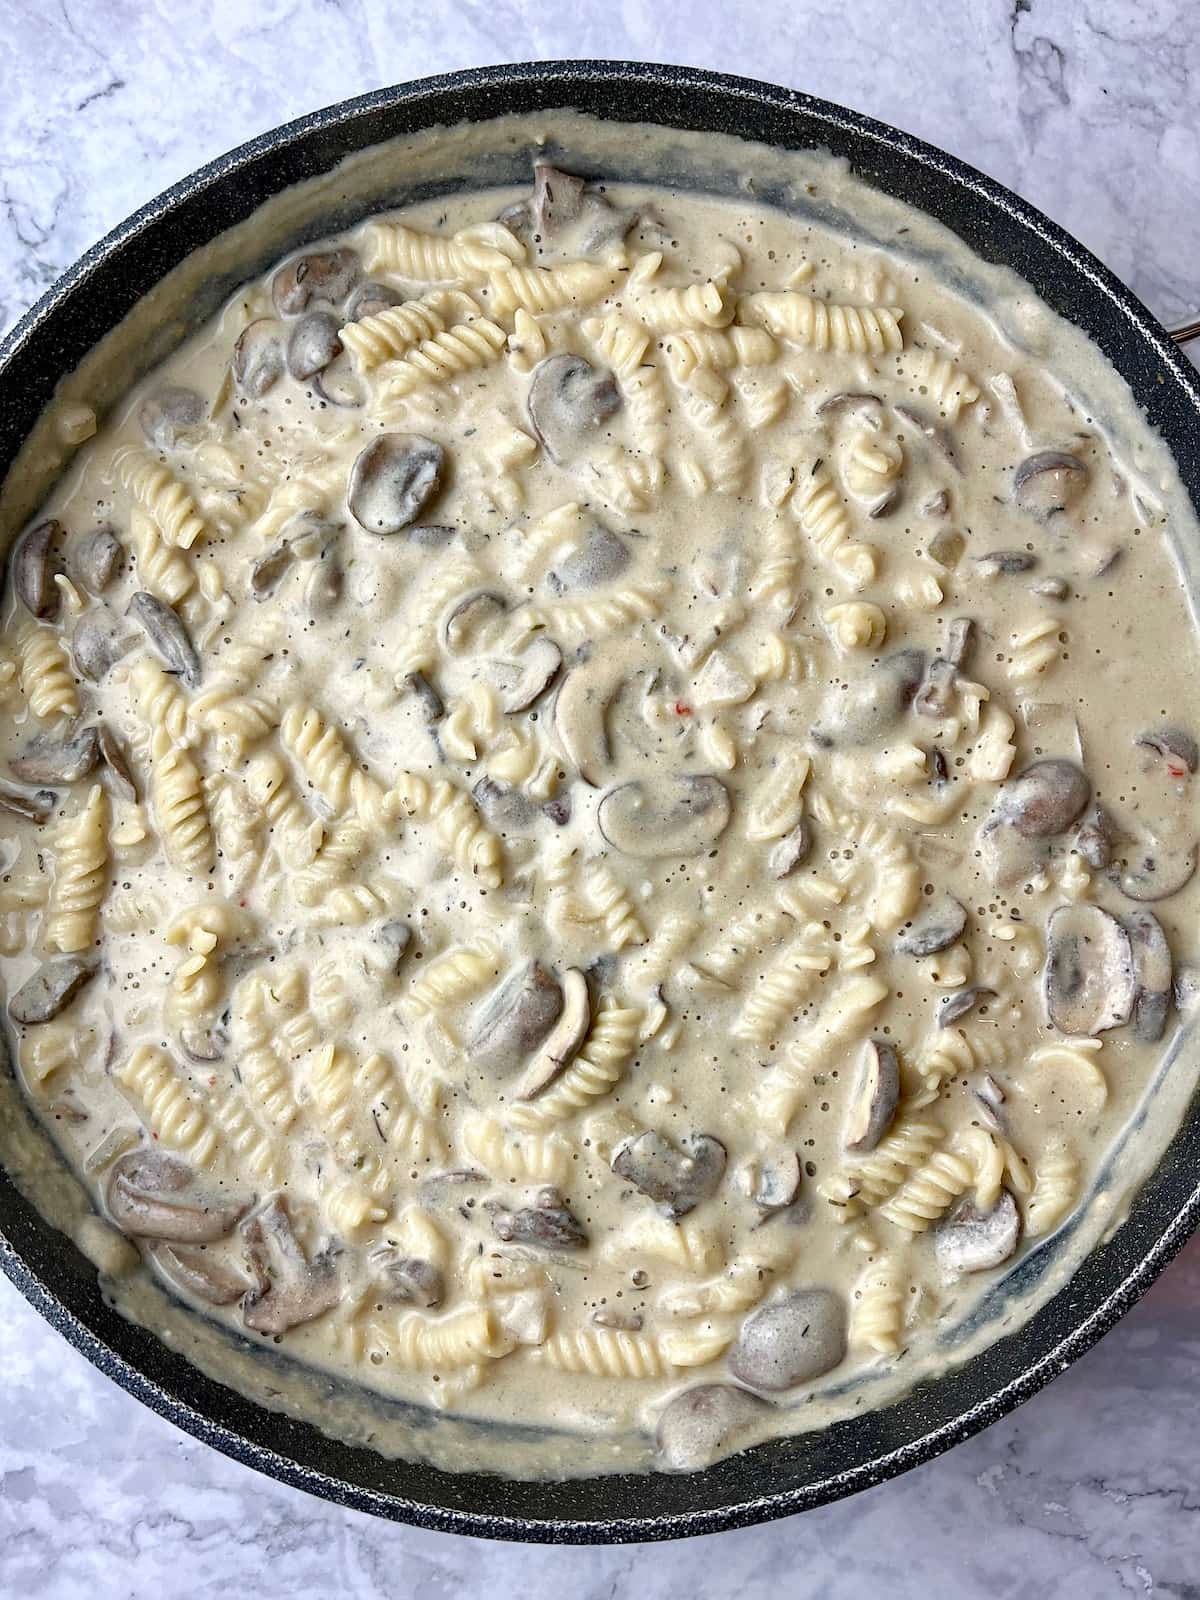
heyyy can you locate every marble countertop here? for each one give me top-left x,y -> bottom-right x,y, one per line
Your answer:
1,0 -> 1198,1593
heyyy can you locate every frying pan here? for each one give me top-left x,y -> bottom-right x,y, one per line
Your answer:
1,60 -> 1198,1544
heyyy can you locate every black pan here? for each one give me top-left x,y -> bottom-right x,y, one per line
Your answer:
1,60 -> 1198,1544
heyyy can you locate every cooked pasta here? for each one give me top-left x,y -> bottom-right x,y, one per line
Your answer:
741,293 -> 904,353
44,786 -> 109,954
115,1045 -> 218,1166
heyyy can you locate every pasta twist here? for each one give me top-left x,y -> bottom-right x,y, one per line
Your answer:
915,1026 -> 1006,1096
741,293 -> 905,354
20,1024 -> 83,1086
582,862 -> 646,951
164,900 -> 243,1019
113,445 -> 208,550
389,773 -> 503,889
676,387 -> 750,495
280,704 -> 394,831
1025,1138 -> 1080,1237
507,997 -> 641,1129
208,1086 -> 280,1184
663,325 -> 776,381
18,624 -> 79,721
582,314 -> 651,379
790,463 -> 878,588
810,794 -> 920,932
528,583 -> 667,643
824,601 -> 887,651
130,656 -> 193,747
632,280 -> 733,331
363,221 -> 524,283
309,1042 -> 393,1200
745,750 -> 810,842
338,289 -> 467,369
750,517 -> 803,608
507,501 -> 587,584
631,912 -> 699,991
115,1044 -> 218,1166
905,347 -> 980,420
402,938 -> 501,1021
488,261 -> 615,317
379,318 -> 507,399
148,729 -> 214,876
232,973 -> 300,1130
243,752 -> 324,867
188,683 -> 277,759
692,905 -> 792,987
843,431 -> 903,511
1007,616 -> 1065,687
879,1144 -> 977,1233
462,1112 -> 572,1187
732,927 -> 833,1046
386,1305 -> 511,1369
323,1180 -> 388,1237
292,820 -> 367,908
127,508 -> 196,606
853,1264 -> 905,1354
45,786 -> 109,953
537,1326 -> 671,1378
755,974 -> 889,1133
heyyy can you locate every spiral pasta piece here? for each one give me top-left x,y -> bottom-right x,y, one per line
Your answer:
790,462 -> 879,588
363,221 -> 523,283
488,261 -> 615,317
45,786 -> 109,954
379,318 -> 507,399
18,625 -> 79,721
148,729 -> 214,876
339,289 -> 467,369
113,445 -> 208,550
741,293 -> 904,353
115,1044 -> 218,1166
507,997 -> 641,1129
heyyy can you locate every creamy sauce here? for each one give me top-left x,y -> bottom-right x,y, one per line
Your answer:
1,112 -> 1198,1481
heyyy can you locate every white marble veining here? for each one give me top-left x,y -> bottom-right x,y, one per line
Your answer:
1,0 -> 1199,1593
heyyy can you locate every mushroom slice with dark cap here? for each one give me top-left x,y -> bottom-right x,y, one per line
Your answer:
151,1241 -> 250,1306
10,956 -> 98,1024
488,1187 -> 588,1249
1122,908 -> 1174,1042
11,519 -> 65,618
1043,903 -> 1136,1035
72,609 -> 133,683
139,386 -> 205,450
1135,726 -> 1198,775
728,1288 -> 848,1391
272,247 -> 361,315
69,525 -> 124,594
843,1039 -> 900,1153
657,1384 -> 772,1471
469,961 -> 562,1077
811,649 -> 925,748
612,1130 -> 726,1218
1013,450 -> 1089,519
0,783 -> 56,824
896,895 -> 968,957
127,592 -> 201,686
1000,760 -> 1091,838
106,1149 -> 247,1243
348,434 -> 445,534
241,1196 -> 340,1334
368,1243 -> 443,1307
233,319 -> 285,399
527,354 -> 620,464
512,968 -> 591,1100
10,725 -> 99,785
598,774 -> 730,858
935,1191 -> 1020,1276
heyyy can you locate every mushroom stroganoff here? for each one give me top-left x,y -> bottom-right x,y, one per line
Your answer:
3,149 -> 1199,1476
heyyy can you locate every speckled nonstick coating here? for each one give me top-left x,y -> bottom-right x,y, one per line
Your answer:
1,60 -> 1198,1544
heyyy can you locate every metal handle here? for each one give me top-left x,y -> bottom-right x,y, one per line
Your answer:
1168,317 -> 1200,348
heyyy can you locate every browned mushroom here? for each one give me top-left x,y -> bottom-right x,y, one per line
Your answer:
250,540 -> 295,599
977,550 -> 1037,577
348,434 -> 445,534
843,1039 -> 900,1153
272,248 -> 361,316
346,281 -> 403,321
241,1196 -> 340,1334
11,519 -> 64,618
1119,839 -> 1197,902
896,895 -> 968,957
812,649 -> 925,747
480,637 -> 562,714
469,962 -> 563,1076
72,609 -> 133,682
69,526 -> 124,594
612,1131 -> 726,1218
0,783 -> 56,823
937,985 -> 996,1026
127,592 -> 201,686
935,1191 -> 1020,1276
1122,909 -> 1173,1043
728,1288 -> 847,1391
1074,803 -> 1119,869
106,1149 -> 247,1243
656,1383 -> 771,1470
287,312 -> 343,381
488,1187 -> 588,1249
1043,903 -> 1136,1035
10,956 -> 98,1024
139,386 -> 205,450
151,1241 -> 249,1305
597,774 -> 730,857
548,525 -> 630,591
95,722 -> 138,803
768,820 -> 812,879
527,354 -> 620,464
368,1242 -> 444,1306
1000,759 -> 1091,838
512,968 -> 591,1099
11,725 -> 99,785
1135,726 -> 1198,775
1013,451 -> 1089,519
233,319 -> 286,398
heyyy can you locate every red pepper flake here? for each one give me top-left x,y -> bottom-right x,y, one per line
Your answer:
151,1131 -> 159,1140
674,701 -> 693,716
1168,762 -> 1187,780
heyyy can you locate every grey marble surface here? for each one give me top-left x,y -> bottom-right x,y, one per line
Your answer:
1,0 -> 1199,1593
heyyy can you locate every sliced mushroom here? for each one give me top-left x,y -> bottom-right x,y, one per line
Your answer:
138,385 -> 205,450
913,656 -> 957,719
106,1150 -> 247,1243
72,608 -> 132,682
543,795 -> 571,827
896,895 -> 968,957
489,1188 -> 588,1249
894,405 -> 959,470
1122,909 -> 1173,1043
403,671 -> 443,724
368,1243 -> 443,1307
377,919 -> 412,975
1119,839 -> 1197,902
944,616 -> 975,670
11,725 -> 99,785
548,525 -> 630,591
1013,450 -> 1089,519
1001,759 -> 1091,838
1135,727 -> 1198,775
844,1039 -> 900,1153
440,589 -> 507,654
471,776 -> 539,833
935,1191 -> 1020,1276
937,985 -> 996,1027
554,654 -> 625,786
127,592 -> 201,686
598,774 -> 730,858
346,281 -> 403,322
728,1288 -> 848,1391
232,319 -> 285,399
287,311 -> 343,381
10,956 -> 98,1024
250,540 -> 295,599
526,354 -> 620,464
469,961 -> 562,1077
152,1242 -> 249,1305
178,1018 -> 228,1062
922,488 -> 951,519
656,1383 -> 771,1471
977,549 -> 1037,577
814,390 -> 883,417
972,1073 -> 1007,1133
979,815 -> 1049,888
612,1131 -> 726,1218
744,1147 -> 802,1212
483,636 -> 562,714
407,523 -> 458,550
272,247 -> 362,316
521,163 -> 632,253
1044,903 -> 1136,1035
512,968 -> 591,1099
241,1196 -> 340,1334
1074,803 -> 1118,869
348,434 -> 445,535
69,525 -> 124,593
95,722 -> 138,803
11,519 -> 64,618
0,783 -> 56,823
1034,575 -> 1071,601
768,820 -> 812,879
811,649 -> 925,748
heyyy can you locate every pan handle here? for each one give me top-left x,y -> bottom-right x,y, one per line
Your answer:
1167,316 -> 1200,348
